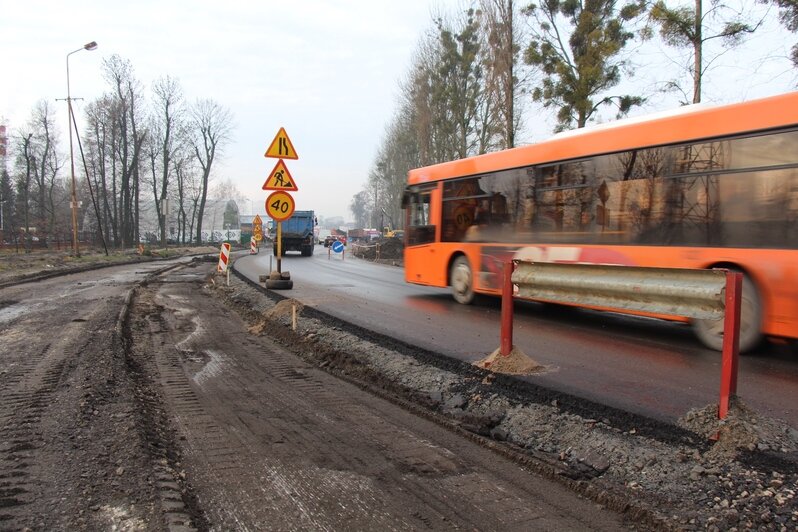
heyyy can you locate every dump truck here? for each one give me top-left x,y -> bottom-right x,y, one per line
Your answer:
272,210 -> 316,256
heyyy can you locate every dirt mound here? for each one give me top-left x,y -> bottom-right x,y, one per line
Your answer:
473,346 -> 544,375
350,238 -> 403,260
678,398 -> 798,459
249,299 -> 304,334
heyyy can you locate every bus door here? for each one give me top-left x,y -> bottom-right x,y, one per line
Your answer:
403,185 -> 439,285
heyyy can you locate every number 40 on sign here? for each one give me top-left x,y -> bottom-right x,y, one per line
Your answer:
266,190 -> 295,222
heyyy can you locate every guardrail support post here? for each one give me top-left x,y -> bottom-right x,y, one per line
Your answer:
500,260 -> 514,356
719,271 -> 743,419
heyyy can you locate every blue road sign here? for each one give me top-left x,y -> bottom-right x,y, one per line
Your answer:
332,240 -> 344,253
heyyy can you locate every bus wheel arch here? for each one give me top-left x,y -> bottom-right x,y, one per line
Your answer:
449,254 -> 475,305
691,263 -> 763,353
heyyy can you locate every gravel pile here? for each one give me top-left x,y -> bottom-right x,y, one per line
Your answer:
218,271 -> 798,530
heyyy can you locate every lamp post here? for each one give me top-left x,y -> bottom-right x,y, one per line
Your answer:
66,40 -> 98,257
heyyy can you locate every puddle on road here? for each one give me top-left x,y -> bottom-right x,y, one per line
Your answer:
175,315 -> 203,352
0,300 -> 18,310
193,349 -> 225,386
0,301 -> 31,323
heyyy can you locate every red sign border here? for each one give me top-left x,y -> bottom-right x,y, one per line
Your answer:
262,159 -> 299,191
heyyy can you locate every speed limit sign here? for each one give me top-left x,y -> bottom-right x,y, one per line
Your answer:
265,191 -> 295,222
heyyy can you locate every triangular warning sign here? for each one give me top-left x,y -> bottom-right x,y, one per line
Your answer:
264,127 -> 298,160
262,159 -> 298,191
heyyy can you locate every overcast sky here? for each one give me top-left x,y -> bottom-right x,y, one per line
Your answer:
2,1 -> 796,223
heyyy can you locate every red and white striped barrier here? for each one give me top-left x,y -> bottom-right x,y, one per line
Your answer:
250,237 -> 257,254
217,242 -> 231,272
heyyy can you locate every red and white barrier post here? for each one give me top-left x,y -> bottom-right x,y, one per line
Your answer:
250,237 -> 257,255
217,242 -> 231,286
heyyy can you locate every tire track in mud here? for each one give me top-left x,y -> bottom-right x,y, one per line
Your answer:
0,336 -> 72,523
124,288 -> 209,532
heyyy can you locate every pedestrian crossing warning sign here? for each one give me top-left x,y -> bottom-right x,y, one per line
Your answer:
262,159 -> 298,191
264,127 -> 298,160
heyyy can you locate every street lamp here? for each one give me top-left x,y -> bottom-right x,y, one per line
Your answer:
66,40 -> 98,257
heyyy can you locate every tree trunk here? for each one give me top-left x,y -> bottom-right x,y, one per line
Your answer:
693,0 -> 702,104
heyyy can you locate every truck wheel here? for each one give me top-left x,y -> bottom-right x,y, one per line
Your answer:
692,270 -> 763,353
450,256 -> 475,305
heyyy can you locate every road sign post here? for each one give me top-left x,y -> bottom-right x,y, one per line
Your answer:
277,222 -> 282,271
329,239 -> 345,261
263,127 -> 299,290
265,190 -> 296,273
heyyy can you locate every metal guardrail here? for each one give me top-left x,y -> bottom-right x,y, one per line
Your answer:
498,260 -> 743,420
512,262 -> 727,320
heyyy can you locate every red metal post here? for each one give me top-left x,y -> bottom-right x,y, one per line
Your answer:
500,260 -> 514,356
718,271 -> 743,419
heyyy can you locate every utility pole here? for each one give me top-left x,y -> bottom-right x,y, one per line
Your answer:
64,41 -> 98,257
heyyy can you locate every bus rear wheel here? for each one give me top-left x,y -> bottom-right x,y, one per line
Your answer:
692,271 -> 763,353
450,256 -> 475,305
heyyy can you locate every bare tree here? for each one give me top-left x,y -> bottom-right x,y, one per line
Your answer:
404,9 -> 486,165
149,76 -> 186,245
189,98 -> 233,244
370,111 -> 420,230
349,190 -> 370,228
172,152 -> 195,244
30,101 -> 63,238
761,0 -> 798,66
478,0 -> 525,149
84,95 -> 121,246
13,131 -> 35,248
102,55 -> 147,247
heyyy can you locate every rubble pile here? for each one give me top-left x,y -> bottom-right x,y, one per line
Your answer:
350,238 -> 404,261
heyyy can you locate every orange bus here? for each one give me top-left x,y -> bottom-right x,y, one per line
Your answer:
403,92 -> 798,352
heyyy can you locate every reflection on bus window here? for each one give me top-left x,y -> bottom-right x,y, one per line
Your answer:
433,129 -> 798,248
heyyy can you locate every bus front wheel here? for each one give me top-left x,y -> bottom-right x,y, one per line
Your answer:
692,271 -> 763,353
450,256 -> 475,305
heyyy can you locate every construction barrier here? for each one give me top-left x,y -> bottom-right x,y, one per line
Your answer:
217,242 -> 231,272
501,261 -> 742,420
328,240 -> 345,261
250,237 -> 257,255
